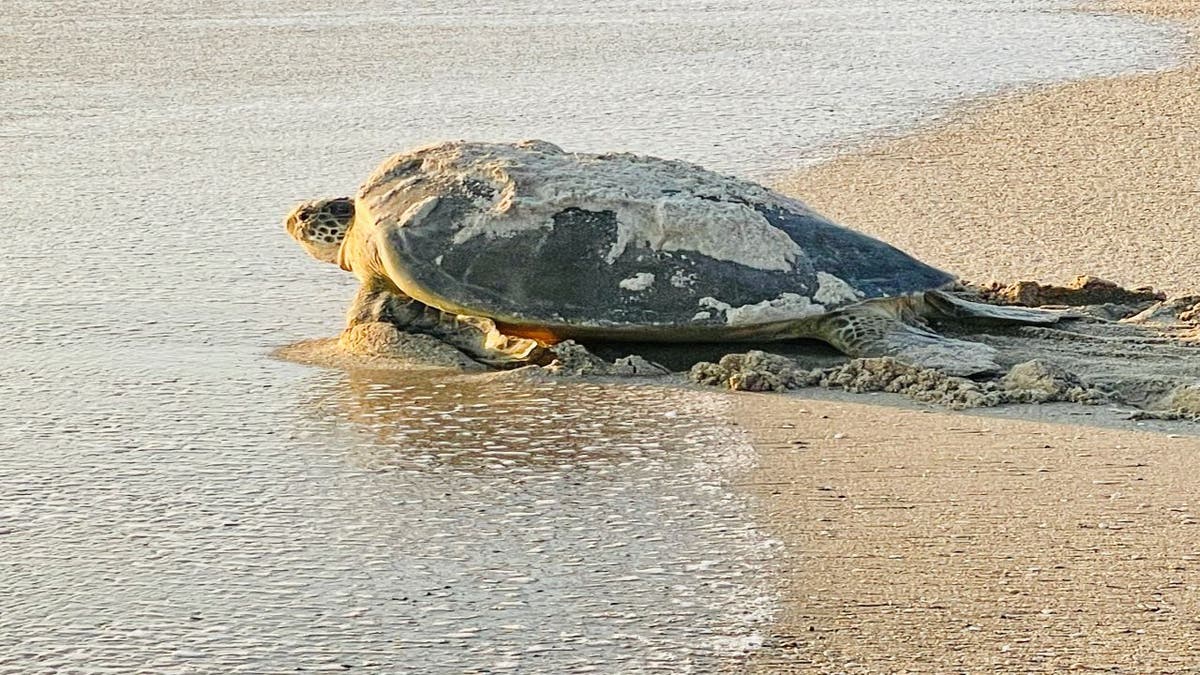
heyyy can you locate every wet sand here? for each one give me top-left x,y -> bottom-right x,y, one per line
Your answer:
743,397 -> 1200,672
747,2 -> 1200,670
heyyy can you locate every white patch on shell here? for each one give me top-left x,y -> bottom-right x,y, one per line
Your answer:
398,195 -> 441,229
669,269 -> 696,288
603,198 -> 800,271
434,255 -> 443,266
700,296 -> 731,310
360,141 -> 813,272
619,272 -> 656,292
692,310 -> 712,321
814,271 -> 865,306
700,294 -> 826,326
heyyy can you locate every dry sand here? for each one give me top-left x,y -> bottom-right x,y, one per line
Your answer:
745,3 -> 1200,671
774,1 -> 1200,296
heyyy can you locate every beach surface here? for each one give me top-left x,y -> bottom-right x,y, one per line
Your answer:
748,2 -> 1200,670
745,397 -> 1200,672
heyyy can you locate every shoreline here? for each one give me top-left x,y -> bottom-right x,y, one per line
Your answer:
745,2 -> 1200,670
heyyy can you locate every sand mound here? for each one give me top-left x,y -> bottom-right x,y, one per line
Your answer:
274,322 -> 484,372
973,275 -> 1164,308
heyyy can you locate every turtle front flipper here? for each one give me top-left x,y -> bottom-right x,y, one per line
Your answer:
346,285 -> 544,367
430,314 -> 547,367
816,301 -> 1003,377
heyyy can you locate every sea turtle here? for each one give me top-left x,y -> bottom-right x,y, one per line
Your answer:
285,140 -> 1056,375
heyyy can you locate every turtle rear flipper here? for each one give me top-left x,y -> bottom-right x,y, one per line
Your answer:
923,289 -> 1060,325
818,302 -> 1003,377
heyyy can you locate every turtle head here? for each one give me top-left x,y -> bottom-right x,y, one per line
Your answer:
285,197 -> 355,266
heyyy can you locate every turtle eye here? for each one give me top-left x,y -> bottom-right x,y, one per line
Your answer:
329,200 -> 352,217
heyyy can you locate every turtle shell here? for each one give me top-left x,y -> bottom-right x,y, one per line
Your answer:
354,140 -> 953,340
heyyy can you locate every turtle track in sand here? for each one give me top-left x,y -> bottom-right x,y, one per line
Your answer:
689,280 -> 1200,418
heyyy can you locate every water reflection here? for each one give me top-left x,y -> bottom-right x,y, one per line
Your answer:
289,368 -> 779,672
311,370 -> 668,472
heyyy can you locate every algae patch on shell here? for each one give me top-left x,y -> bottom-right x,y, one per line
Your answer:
392,141 -> 811,272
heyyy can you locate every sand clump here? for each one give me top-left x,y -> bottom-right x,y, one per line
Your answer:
1130,383 -> 1200,421
1161,383 -> 1200,418
820,358 -> 1000,409
690,351 -> 812,392
543,340 -> 669,377
688,351 -> 1110,409
998,359 -> 1109,404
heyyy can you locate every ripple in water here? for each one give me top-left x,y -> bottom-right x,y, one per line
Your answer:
1,369 -> 779,672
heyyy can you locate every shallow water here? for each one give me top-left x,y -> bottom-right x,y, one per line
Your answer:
2,371 -> 774,671
0,0 -> 1183,671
